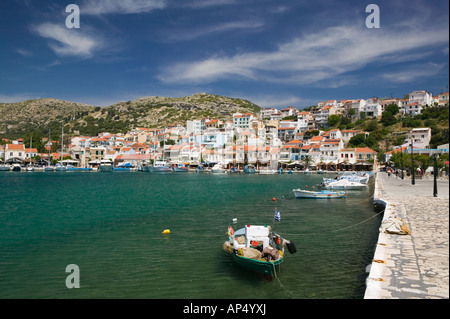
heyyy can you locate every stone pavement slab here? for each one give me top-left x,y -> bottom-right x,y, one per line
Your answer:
365,172 -> 449,299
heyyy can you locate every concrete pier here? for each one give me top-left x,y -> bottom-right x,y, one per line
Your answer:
365,172 -> 449,299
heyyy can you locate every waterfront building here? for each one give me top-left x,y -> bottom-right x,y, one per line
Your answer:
24,148 -> 38,160
5,144 -> 25,162
405,127 -> 432,149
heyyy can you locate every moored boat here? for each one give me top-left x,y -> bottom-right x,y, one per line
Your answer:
55,163 -> 66,171
243,164 -> 256,174
211,163 -> 225,174
293,188 -> 346,199
66,164 -> 93,171
99,159 -> 113,172
172,163 -> 189,172
223,224 -> 296,280
113,162 -> 135,171
150,160 -> 171,173
324,179 -> 367,190
44,165 -> 55,171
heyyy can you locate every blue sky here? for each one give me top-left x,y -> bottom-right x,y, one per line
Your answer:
0,0 -> 448,108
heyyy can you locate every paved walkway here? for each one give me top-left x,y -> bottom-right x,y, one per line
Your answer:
365,172 -> 449,299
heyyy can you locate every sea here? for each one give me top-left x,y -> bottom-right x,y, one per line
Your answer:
0,171 -> 382,299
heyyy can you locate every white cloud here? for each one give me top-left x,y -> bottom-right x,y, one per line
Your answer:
181,0 -> 238,8
158,25 -> 449,87
15,48 -> 33,57
164,20 -> 264,42
32,23 -> 102,58
246,94 -> 306,108
82,0 -> 166,15
381,63 -> 445,84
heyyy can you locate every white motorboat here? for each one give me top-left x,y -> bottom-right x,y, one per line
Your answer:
150,161 -> 171,173
324,179 -> 367,190
211,163 -> 225,174
99,159 -> 113,172
293,188 -> 346,199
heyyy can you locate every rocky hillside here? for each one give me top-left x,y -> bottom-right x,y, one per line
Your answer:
0,93 -> 261,138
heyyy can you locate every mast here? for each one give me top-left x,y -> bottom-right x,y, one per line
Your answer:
48,130 -> 51,166
29,136 -> 32,166
60,124 -> 64,164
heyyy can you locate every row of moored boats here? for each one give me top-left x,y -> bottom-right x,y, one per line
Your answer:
292,171 -> 372,199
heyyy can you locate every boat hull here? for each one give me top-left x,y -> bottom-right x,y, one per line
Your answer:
150,167 -> 171,173
293,189 -> 346,199
99,165 -> 113,172
230,251 -> 282,280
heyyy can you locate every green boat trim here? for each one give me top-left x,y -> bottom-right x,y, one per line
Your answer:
223,224 -> 296,280
230,250 -> 283,279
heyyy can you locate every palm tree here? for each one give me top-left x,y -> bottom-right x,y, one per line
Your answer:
302,155 -> 312,169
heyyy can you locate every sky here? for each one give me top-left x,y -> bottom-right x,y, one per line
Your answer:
0,0 -> 448,108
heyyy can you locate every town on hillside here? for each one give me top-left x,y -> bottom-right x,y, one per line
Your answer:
1,90 -> 449,174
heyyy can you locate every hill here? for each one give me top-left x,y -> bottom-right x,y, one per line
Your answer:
0,93 -> 261,139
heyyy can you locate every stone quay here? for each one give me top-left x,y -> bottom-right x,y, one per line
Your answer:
365,171 -> 449,299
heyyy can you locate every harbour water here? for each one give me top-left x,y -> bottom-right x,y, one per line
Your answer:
0,171 -> 381,299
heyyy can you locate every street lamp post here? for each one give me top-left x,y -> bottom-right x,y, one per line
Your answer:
411,136 -> 415,185
400,147 -> 404,179
433,154 -> 438,197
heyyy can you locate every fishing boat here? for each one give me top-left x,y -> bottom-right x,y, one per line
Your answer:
243,164 -> 256,174
223,224 -> 296,280
337,172 -> 369,184
99,159 -> 113,172
66,164 -> 93,171
55,163 -> 66,171
44,165 -> 55,171
211,163 -> 225,174
293,188 -> 346,199
150,160 -> 171,172
324,179 -> 367,190
113,162 -> 135,171
257,168 -> 277,174
172,163 -> 189,172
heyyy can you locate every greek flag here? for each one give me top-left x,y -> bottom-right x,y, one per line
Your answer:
274,209 -> 281,222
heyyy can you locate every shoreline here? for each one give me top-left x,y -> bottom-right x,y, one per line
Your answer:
365,171 -> 449,299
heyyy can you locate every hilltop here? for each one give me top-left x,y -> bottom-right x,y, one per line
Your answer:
0,93 -> 261,138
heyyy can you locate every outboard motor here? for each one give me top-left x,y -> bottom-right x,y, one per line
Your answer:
286,240 -> 297,254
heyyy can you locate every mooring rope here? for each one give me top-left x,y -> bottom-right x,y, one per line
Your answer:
280,209 -> 385,237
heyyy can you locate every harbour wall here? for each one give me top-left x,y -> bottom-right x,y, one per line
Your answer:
364,171 -> 449,299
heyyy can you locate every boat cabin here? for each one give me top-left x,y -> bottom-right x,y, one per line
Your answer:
233,225 -> 270,250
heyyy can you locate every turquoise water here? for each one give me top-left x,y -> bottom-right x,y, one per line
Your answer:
0,171 -> 381,299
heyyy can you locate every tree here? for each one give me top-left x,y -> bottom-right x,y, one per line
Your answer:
348,133 -> 377,149
327,115 -> 340,127
384,103 -> 399,115
302,155 -> 312,169
381,110 -> 397,126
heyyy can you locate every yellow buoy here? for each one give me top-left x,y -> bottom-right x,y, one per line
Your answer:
162,229 -> 171,234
